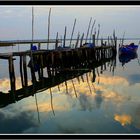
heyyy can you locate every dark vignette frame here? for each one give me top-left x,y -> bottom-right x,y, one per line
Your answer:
0,0 -> 140,139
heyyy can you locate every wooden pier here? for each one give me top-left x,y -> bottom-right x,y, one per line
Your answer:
0,32 -> 117,107
0,45 -> 116,90
0,39 -> 61,46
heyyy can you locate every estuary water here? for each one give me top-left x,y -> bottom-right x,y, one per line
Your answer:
0,39 -> 140,134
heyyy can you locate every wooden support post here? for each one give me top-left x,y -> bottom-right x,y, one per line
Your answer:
92,34 -> 95,47
63,26 -> 67,47
51,52 -> 55,76
47,8 -> 51,50
70,18 -> 77,47
40,54 -> 44,79
30,54 -> 36,84
55,32 -> 59,50
96,24 -> 100,46
8,55 -> 16,93
108,36 -> 110,46
20,55 -> 24,88
23,55 -> 28,87
30,43 -> 33,50
80,33 -> 84,47
38,43 -> 41,50
90,19 -> 96,43
75,32 -> 80,48
85,17 -> 92,43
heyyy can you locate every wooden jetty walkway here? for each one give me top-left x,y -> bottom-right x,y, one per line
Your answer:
0,43 -> 117,93
0,47 -> 116,85
0,39 -> 61,46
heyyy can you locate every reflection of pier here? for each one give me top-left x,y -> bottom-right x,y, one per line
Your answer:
0,53 -> 116,108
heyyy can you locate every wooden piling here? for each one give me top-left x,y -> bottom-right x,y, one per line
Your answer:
69,18 -> 77,47
90,19 -> 96,43
55,32 -> 59,49
38,43 -> 41,50
30,54 -> 36,84
63,26 -> 67,47
92,34 -> 95,47
8,55 -> 16,92
75,32 -> 80,48
85,17 -> 92,43
40,54 -> 44,79
96,24 -> 100,46
80,33 -> 84,47
31,7 -> 34,50
20,55 -> 24,87
23,55 -> 28,87
47,8 -> 51,50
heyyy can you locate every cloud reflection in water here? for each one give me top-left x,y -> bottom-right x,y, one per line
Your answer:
0,71 -> 140,133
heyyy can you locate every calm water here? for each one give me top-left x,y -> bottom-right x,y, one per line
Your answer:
0,40 -> 140,134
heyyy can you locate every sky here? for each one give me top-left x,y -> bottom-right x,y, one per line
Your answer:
0,5 -> 140,40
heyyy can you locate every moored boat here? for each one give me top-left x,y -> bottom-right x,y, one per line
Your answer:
119,43 -> 138,55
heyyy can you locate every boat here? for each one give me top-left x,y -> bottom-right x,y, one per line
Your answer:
82,43 -> 95,48
119,51 -> 138,66
119,43 -> 138,55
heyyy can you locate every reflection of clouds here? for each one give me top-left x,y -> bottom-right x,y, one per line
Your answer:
0,78 -> 10,93
0,110 -> 37,133
99,75 -> 129,86
79,93 -> 93,111
27,73 -> 140,114
27,94 -> 75,113
0,77 -> 32,93
114,114 -> 132,126
94,91 -> 103,109
1,72 -> 140,133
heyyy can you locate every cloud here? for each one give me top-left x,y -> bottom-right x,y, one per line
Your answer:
0,77 -> 32,93
114,114 -> 132,126
0,70 -> 140,133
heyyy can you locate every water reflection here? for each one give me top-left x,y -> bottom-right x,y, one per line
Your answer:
114,114 -> 132,126
119,51 -> 138,66
0,53 -> 140,133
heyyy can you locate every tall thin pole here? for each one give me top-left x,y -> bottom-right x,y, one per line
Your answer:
69,18 -> 77,47
30,6 -> 36,82
31,6 -> 34,49
47,8 -> 51,50
96,24 -> 100,46
85,17 -> 92,43
80,33 -> 84,47
90,19 -> 96,43
75,32 -> 80,48
63,26 -> 67,47
31,6 -> 40,123
55,32 -> 59,49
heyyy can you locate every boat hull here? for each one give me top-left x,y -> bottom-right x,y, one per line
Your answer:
119,45 -> 138,55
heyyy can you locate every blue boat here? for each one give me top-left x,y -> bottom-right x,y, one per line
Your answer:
119,43 -> 138,55
83,43 -> 95,48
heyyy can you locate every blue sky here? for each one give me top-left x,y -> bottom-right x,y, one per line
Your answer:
0,6 -> 140,40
